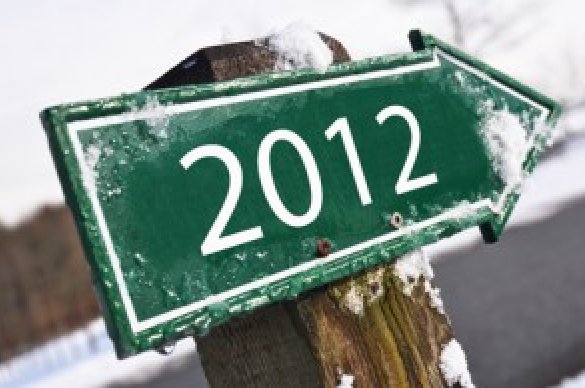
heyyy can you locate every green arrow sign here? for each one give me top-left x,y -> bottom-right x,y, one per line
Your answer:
41,32 -> 560,357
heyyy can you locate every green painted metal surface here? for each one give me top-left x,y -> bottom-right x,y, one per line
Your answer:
41,33 -> 560,357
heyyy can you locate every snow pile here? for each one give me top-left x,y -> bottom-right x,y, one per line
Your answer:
480,106 -> 530,188
554,370 -> 585,388
393,250 -> 433,295
337,373 -> 355,388
392,249 -> 445,315
439,339 -> 475,388
266,22 -> 333,72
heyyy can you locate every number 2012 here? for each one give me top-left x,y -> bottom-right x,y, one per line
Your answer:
180,105 -> 438,256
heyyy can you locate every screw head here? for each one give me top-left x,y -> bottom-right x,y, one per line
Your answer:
316,239 -> 331,257
390,212 -> 403,229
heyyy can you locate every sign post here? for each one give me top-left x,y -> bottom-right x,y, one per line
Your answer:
42,28 -> 559,384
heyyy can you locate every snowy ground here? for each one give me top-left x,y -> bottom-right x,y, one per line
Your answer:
1,0 -> 585,387
0,320 -> 201,388
557,371 -> 585,388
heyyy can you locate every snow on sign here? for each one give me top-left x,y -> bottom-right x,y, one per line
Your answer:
41,31 -> 559,357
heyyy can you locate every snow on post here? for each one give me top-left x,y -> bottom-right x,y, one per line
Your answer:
392,249 -> 446,315
266,22 -> 333,72
337,373 -> 355,388
439,339 -> 475,388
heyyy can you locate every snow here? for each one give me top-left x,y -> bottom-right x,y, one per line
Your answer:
439,339 -> 475,388
341,267 -> 385,315
341,251 -> 445,316
480,106 -> 530,189
83,144 -> 101,184
447,200 -> 476,221
81,143 -> 102,195
266,22 -> 333,72
343,282 -> 365,316
337,373 -> 355,388
0,319 -> 200,388
0,320 -> 109,387
79,95 -> 169,197
84,145 -> 101,172
392,249 -> 445,315
339,268 -> 385,315
130,95 -> 170,139
555,370 -> 585,388
425,283 -> 446,316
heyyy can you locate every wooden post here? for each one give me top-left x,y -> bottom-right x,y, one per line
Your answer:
196,258 -> 453,388
295,263 -> 452,387
147,33 -> 457,388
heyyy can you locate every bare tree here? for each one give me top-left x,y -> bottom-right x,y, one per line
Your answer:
438,0 -> 544,56
434,0 -> 585,144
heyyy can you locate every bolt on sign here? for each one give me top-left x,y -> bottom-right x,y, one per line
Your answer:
42,31 -> 560,357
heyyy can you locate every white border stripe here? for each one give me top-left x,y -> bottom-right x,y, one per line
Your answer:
436,50 -> 549,120
136,199 -> 495,330
69,57 -> 440,132
67,124 -> 140,330
66,48 -> 549,333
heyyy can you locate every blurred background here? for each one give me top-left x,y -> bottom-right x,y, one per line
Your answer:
1,0 -> 584,387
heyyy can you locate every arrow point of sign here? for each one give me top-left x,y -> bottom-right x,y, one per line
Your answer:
411,31 -> 563,246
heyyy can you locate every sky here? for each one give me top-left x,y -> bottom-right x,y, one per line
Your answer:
1,0 -> 584,226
